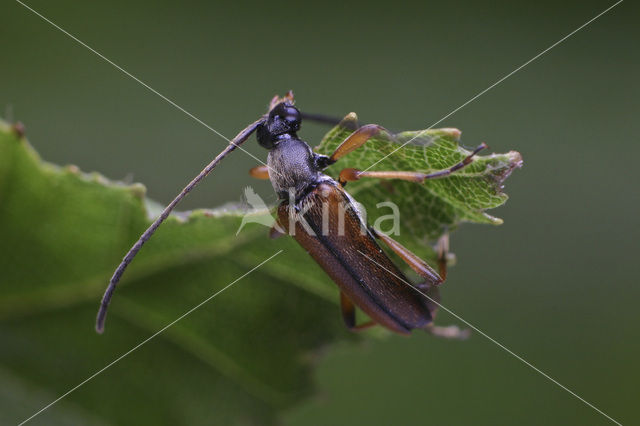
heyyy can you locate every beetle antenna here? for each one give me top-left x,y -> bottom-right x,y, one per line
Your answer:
95,116 -> 266,333
300,112 -> 353,128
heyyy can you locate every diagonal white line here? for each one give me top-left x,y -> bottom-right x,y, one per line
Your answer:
17,250 -> 284,426
362,0 -> 623,172
357,249 -> 622,425
12,1 -> 624,424
14,0 -> 272,171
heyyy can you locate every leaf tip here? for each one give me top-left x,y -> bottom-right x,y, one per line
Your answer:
11,121 -> 26,139
440,127 -> 461,141
484,150 -> 523,190
480,213 -> 504,225
509,150 -> 524,168
64,164 -> 81,175
89,172 -> 110,185
490,216 -> 504,225
339,112 -> 359,131
130,183 -> 147,199
499,150 -> 524,183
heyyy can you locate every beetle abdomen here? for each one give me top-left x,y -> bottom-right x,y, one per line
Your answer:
277,182 -> 432,334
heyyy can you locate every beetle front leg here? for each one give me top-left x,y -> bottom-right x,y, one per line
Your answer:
327,124 -> 390,164
249,165 -> 270,180
340,292 -> 377,332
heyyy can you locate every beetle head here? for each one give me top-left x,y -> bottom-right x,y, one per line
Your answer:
257,101 -> 301,149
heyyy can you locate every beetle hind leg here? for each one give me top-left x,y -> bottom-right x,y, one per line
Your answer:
340,292 -> 377,332
371,228 -> 442,286
416,283 -> 470,340
426,324 -> 471,340
436,233 -> 450,280
269,222 -> 285,239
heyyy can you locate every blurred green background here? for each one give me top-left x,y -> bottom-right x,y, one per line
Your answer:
1,0 -> 639,424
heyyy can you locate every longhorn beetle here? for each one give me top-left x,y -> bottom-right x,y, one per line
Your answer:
96,91 -> 486,338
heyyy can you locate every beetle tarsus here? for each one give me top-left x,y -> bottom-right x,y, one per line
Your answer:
425,324 -> 471,340
436,233 -> 450,281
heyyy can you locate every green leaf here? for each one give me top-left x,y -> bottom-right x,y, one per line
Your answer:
315,113 -> 523,259
0,114 -> 521,425
0,122 -> 348,425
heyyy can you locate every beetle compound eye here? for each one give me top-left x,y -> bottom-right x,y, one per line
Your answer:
273,103 -> 300,122
267,102 -> 301,135
281,105 -> 301,127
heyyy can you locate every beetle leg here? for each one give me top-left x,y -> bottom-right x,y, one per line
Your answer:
337,143 -> 488,185
425,324 -> 471,340
416,281 -> 440,317
269,221 -> 285,239
420,142 -> 488,179
249,165 -> 270,180
328,124 -> 389,163
436,233 -> 449,281
340,292 -> 377,332
370,228 -> 466,337
414,284 -> 470,340
371,228 -> 442,286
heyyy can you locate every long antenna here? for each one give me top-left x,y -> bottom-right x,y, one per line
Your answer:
300,111 -> 345,127
96,116 -> 266,333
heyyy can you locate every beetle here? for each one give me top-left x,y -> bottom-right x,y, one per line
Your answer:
96,92 -> 485,338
